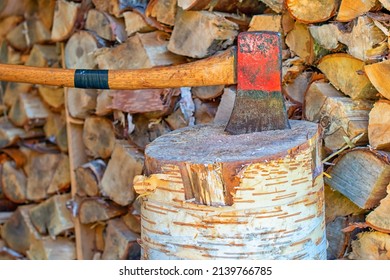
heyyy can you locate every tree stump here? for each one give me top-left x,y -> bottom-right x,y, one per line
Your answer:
134,120 -> 326,260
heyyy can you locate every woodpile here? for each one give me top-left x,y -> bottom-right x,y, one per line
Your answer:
1,0 -> 390,260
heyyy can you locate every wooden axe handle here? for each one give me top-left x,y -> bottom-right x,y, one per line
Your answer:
0,48 -> 236,89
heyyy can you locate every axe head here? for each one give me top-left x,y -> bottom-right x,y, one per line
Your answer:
225,31 -> 290,135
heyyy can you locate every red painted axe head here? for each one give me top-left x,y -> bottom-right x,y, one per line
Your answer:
225,31 -> 290,135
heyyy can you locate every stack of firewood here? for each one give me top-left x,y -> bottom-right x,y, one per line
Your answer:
1,0 -> 390,260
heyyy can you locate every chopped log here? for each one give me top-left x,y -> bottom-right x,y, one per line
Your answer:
366,184 -> 390,233
123,11 -> 154,36
92,0 -> 148,17
0,0 -> 27,18
75,159 -> 106,197
167,10 -> 238,58
67,88 -> 97,119
95,31 -> 186,69
47,154 -> 71,195
326,214 -> 366,260
349,231 -> 390,260
29,193 -> 74,237
0,117 -> 44,149
368,100 -> 390,150
94,223 -> 106,253
110,88 -> 180,117
25,44 -> 59,68
8,92 -> 50,129
44,112 -> 68,150
85,9 -> 126,42
5,19 -> 51,51
286,0 -> 337,24
165,107 -> 189,130
309,23 -> 341,51
177,0 -> 265,14
37,0 -> 56,30
0,16 -> 23,38
25,151 -> 64,202
146,0 -> 177,26
1,161 -> 27,204
304,81 -> 373,151
38,86 -> 64,112
102,218 -> 140,260
193,98 -> 219,124
64,31 -> 109,69
380,0 -> 390,10
51,0 -> 81,42
78,197 -> 127,224
1,204 -> 41,254
4,82 -> 32,108
192,85 -> 224,101
83,116 -> 115,159
336,0 -> 378,22
325,184 -> 365,224
317,53 -> 378,100
258,0 -> 284,13
285,22 -> 315,64
325,148 -> 390,209
283,71 -> 313,104
95,90 -> 113,117
27,237 -> 76,260
99,140 -> 144,206
337,16 -> 387,62
121,213 -> 141,234
213,86 -> 235,125
365,59 -> 390,100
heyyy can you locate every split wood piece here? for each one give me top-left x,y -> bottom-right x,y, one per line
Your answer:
337,16 -> 387,62
38,86 -> 65,112
95,31 -> 186,70
177,0 -> 266,14
336,0 -> 378,22
8,92 -> 50,130
286,0 -> 337,24
3,82 -> 32,108
213,86 -> 235,125
51,0 -> 81,42
349,231 -> 390,260
304,81 -> 373,152
47,154 -> 71,195
258,0 -> 284,13
123,11 -> 155,37
193,98 -> 219,124
85,9 -> 126,42
285,22 -> 316,64
368,100 -> 390,150
64,30 -> 109,69
0,16 -> 23,38
37,0 -> 56,30
25,151 -> 64,202
122,213 -> 141,235
248,14 -> 285,49
146,0 -> 177,26
365,59 -> 390,100
110,88 -> 180,117
29,193 -> 74,237
135,120 -> 326,260
283,71 -> 313,105
102,218 -> 141,260
164,107 -> 189,130
1,161 -> 27,204
44,112 -> 68,152
83,116 -> 115,159
1,204 -> 41,255
75,159 -> 106,197
317,53 -> 378,100
95,90 -> 113,117
309,24 -> 341,51
324,185 -> 365,224
0,0 -> 28,18
326,214 -> 366,260
25,44 -> 59,68
5,19 -> 51,52
100,140 -> 144,206
325,148 -> 390,209
129,114 -> 171,149
167,10 -> 238,58
366,184 -> 390,233
78,197 -> 128,224
67,88 -> 97,119
94,223 -> 106,253
0,117 -> 43,149
92,0 -> 148,18
27,237 -> 76,260
380,0 -> 390,10
192,85 -> 224,101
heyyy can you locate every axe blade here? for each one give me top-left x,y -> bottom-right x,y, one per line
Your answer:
225,31 -> 290,135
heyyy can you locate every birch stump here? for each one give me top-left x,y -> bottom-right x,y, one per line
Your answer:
134,120 -> 326,260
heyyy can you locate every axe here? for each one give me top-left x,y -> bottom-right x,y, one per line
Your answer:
0,31 -> 290,134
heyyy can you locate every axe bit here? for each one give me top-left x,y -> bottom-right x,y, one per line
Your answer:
0,31 -> 289,134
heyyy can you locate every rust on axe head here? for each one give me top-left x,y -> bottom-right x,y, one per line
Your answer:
225,31 -> 290,135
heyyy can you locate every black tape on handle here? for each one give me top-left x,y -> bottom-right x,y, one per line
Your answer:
74,69 -> 109,89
